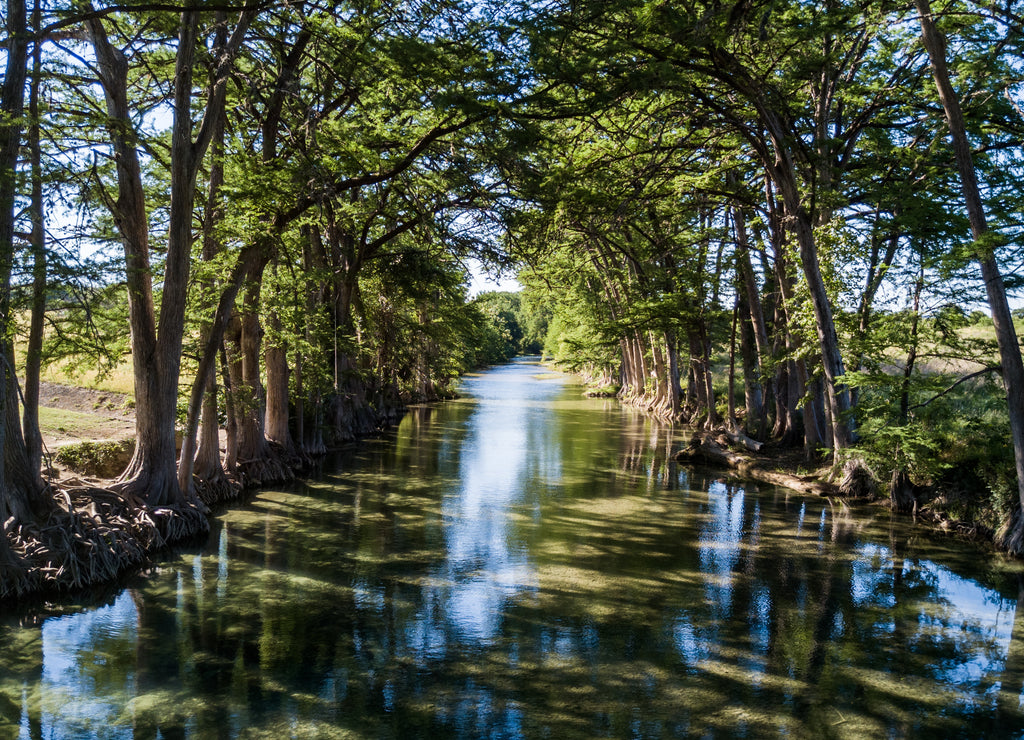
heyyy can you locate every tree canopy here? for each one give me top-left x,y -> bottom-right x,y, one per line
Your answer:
1,0 -> 1024,596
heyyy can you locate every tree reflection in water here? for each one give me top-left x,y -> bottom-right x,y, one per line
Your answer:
1,359 -> 1023,738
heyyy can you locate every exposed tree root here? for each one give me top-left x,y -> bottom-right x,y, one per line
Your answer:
302,436 -> 327,457
1,485 -> 207,601
375,404 -> 407,429
889,469 -> 916,514
236,445 -> 295,489
617,390 -> 680,422
3,382 -> 432,600
330,403 -> 377,443
996,506 -> 1024,555
676,433 -> 839,497
192,471 -> 243,507
838,458 -> 879,500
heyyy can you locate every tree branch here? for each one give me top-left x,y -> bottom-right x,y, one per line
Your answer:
908,366 -> 1001,412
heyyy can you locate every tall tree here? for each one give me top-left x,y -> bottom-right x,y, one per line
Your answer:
88,4 -> 255,507
0,0 -> 48,535
914,0 -> 1024,551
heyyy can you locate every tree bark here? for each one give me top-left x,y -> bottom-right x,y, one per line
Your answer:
299,224 -> 328,455
227,255 -> 292,485
775,171 -> 853,450
734,207 -> 768,438
190,56 -> 228,492
90,7 -> 255,506
88,13 -> 179,504
721,65 -> 855,450
264,263 -> 296,455
738,284 -> 765,438
87,12 -> 165,501
1,0 -> 48,529
665,330 -> 682,418
222,323 -> 242,474
22,0 -> 45,477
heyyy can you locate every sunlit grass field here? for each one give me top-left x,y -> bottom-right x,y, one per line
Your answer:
35,358 -> 135,396
37,406 -> 134,445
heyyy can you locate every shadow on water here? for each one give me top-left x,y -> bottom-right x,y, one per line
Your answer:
2,357 -> 1024,738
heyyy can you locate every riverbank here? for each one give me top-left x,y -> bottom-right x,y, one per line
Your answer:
5,357 -> 1019,739
563,360 -> 1004,547
8,365 -> 1007,605
3,381 -> 422,604
673,427 -> 1003,550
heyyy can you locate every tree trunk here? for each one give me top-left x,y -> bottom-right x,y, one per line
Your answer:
22,1 -> 45,477
900,261 -> 924,425
738,287 -> 765,439
186,74 -> 236,502
331,268 -> 373,441
734,206 -> 769,438
916,0 -> 1024,551
264,270 -> 296,455
179,248 -> 257,490
699,321 -> 719,429
1,0 -> 48,530
87,14 -> 168,502
650,331 -> 669,416
90,6 -> 254,508
300,224 -> 328,455
783,192 -> 853,450
764,186 -> 797,442
237,264 -> 268,464
634,332 -> 649,400
223,326 -> 242,474
228,255 -> 291,485
728,300 -> 738,425
795,359 -> 821,460
747,103 -> 853,450
665,330 -> 682,418
686,329 -> 717,426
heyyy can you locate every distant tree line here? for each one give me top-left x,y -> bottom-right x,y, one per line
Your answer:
467,290 -> 549,366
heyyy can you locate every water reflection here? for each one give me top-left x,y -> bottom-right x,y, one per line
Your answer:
1,358 -> 1024,738
433,365 -> 555,643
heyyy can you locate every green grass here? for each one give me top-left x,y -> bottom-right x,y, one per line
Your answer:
38,361 -> 136,396
13,312 -> 137,397
54,439 -> 134,478
38,406 -> 134,443
958,314 -> 1024,341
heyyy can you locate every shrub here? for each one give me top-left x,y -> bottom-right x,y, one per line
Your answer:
55,440 -> 135,479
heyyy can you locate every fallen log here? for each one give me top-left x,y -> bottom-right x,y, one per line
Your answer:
722,425 -> 764,453
676,433 -> 839,497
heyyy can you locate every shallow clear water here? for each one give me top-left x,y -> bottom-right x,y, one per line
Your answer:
3,358 -> 1024,738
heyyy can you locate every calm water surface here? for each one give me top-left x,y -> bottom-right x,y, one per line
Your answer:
3,358 -> 1024,738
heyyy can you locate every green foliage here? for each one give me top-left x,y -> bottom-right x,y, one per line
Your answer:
55,440 -> 135,479
848,364 -> 1015,527
465,290 -> 549,366
5,0 -> 1024,540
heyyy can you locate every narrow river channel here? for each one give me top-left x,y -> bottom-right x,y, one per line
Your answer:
3,358 -> 1024,738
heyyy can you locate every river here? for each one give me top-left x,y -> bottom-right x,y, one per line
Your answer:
2,357 -> 1024,738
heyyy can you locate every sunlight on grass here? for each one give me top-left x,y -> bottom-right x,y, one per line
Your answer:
13,315 -> 136,396
38,360 -> 136,396
38,406 -> 134,443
